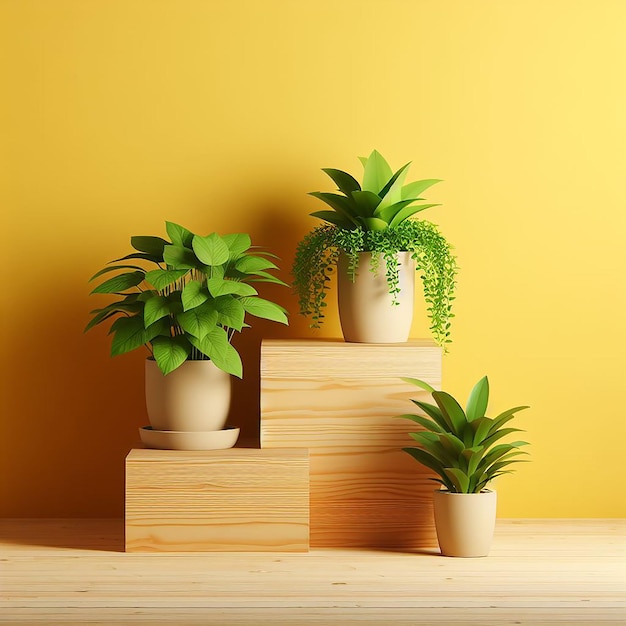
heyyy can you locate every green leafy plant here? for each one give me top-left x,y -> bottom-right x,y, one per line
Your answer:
86,221 -> 288,377
292,150 -> 457,347
397,376 -> 530,493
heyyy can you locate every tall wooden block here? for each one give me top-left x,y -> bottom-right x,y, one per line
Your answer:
125,448 -> 309,552
261,339 -> 442,549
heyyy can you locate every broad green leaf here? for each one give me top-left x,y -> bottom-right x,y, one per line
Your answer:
234,255 -> 278,274
177,301 -> 219,339
472,416 -> 495,446
130,236 -> 168,256
151,335 -> 190,375
462,447 -> 485,477
402,377 -> 436,393
89,264 -> 145,282
144,269 -> 188,291
91,271 -> 144,294
181,280 -> 209,311
433,390 -> 468,436
240,297 -> 289,324
223,233 -> 252,257
214,296 -> 245,331
165,222 -> 194,248
388,204 -> 440,228
309,210 -> 354,228
189,327 -> 243,378
110,315 -> 169,357
362,217 -> 388,231
143,294 -> 171,327
467,376 -> 489,421
351,190 -> 382,217
163,245 -> 198,269
110,316 -> 147,356
309,192 -> 360,225
402,447 -> 447,477
401,179 -> 442,200
358,155 -> 368,168
443,468 -> 470,493
207,277 -> 258,298
376,162 -> 411,212
395,413 -> 444,434
192,233 -> 229,266
374,199 -> 422,224
362,149 -> 393,194
322,168 -> 361,196
409,431 -> 441,448
208,333 -> 242,378
411,400 -> 449,432
438,432 -> 465,458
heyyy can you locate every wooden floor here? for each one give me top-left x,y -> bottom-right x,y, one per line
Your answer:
1,519 -> 624,625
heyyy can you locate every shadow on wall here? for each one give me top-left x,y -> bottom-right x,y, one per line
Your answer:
0,196 -> 320,518
223,197 -> 321,441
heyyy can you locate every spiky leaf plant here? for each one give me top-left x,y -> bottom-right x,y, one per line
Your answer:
397,376 -> 530,493
87,221 -> 288,377
292,150 -> 457,347
310,150 -> 442,231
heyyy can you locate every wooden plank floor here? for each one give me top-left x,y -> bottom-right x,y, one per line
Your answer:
0,519 -> 624,625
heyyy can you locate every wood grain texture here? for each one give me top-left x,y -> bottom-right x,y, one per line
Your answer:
260,339 -> 442,548
1,519 -> 624,624
125,448 -> 309,552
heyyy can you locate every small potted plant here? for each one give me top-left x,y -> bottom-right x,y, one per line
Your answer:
292,150 -> 457,346
86,221 -> 288,450
397,376 -> 530,557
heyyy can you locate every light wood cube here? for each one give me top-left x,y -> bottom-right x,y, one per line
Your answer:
125,447 -> 309,552
261,339 -> 442,549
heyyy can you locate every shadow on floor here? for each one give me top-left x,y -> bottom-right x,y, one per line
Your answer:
0,518 -> 125,552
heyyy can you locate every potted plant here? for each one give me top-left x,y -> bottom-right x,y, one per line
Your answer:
292,150 -> 457,346
397,376 -> 530,557
86,221 -> 289,449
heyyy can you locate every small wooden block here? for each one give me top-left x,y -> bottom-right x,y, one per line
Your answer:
261,339 -> 442,549
125,447 -> 309,552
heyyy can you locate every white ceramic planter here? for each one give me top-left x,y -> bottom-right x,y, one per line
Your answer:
145,359 -> 231,432
433,489 -> 497,557
337,251 -> 415,343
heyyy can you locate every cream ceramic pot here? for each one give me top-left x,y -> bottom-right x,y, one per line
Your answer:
433,489 -> 497,557
145,359 -> 231,432
337,251 -> 415,343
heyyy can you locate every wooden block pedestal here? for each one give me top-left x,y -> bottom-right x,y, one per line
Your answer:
125,447 -> 309,552
261,339 -> 442,549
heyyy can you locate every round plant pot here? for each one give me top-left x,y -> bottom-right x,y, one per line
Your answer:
145,359 -> 231,432
337,251 -> 415,343
433,489 -> 497,557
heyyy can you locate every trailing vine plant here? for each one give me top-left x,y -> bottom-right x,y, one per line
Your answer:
292,150 -> 458,347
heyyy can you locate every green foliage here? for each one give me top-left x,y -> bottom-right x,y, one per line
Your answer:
292,220 -> 457,347
87,221 -> 288,377
310,150 -> 442,230
293,150 -> 457,347
397,376 -> 530,493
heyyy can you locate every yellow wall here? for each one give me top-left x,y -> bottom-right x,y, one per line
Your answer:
1,0 -> 624,517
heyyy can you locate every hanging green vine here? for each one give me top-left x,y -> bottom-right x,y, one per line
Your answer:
292,219 -> 457,347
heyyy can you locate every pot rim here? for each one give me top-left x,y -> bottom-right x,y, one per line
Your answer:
434,489 -> 495,496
